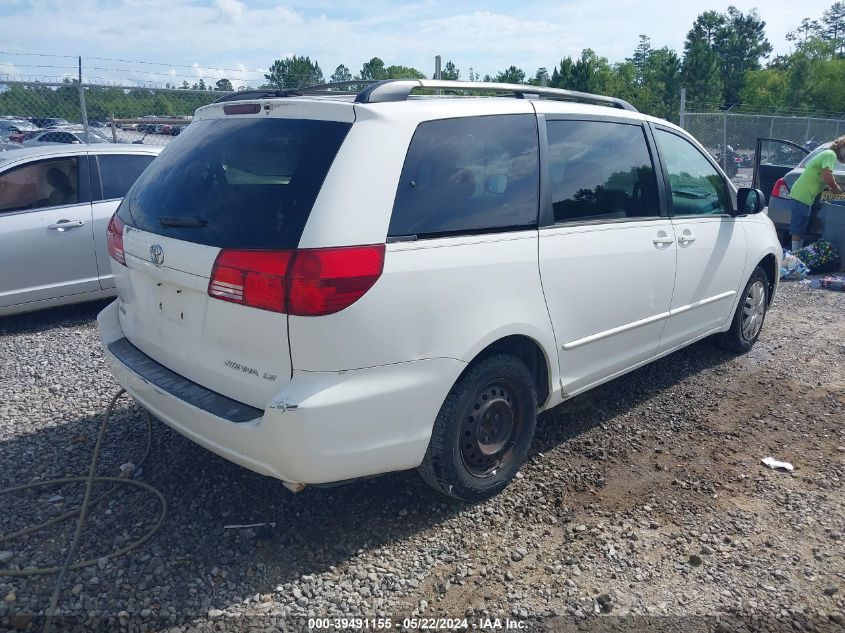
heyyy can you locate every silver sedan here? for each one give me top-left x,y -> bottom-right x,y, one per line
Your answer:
0,144 -> 162,316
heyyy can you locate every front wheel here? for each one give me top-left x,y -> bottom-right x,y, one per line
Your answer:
418,354 -> 537,502
715,266 -> 769,353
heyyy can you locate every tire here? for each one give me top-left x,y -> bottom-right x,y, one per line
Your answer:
418,353 -> 537,502
715,266 -> 769,353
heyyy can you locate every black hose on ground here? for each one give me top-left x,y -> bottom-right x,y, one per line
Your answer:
0,389 -> 167,632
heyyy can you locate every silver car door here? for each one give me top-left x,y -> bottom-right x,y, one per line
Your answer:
0,154 -> 98,310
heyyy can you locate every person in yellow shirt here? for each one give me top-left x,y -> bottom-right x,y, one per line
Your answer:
789,136 -> 845,252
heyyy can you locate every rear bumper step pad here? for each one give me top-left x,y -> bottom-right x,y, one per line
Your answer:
107,337 -> 262,423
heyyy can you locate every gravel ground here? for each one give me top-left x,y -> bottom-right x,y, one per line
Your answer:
0,282 -> 843,632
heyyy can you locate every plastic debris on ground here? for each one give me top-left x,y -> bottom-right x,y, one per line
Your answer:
761,457 -> 795,472
803,274 -> 845,292
795,239 -> 841,273
780,250 -> 809,280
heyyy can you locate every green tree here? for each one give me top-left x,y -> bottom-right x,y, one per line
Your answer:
739,67 -> 789,108
714,7 -> 773,106
330,64 -> 352,83
823,2 -> 845,55
215,78 -> 233,91
528,67 -> 549,86
265,55 -> 323,89
385,65 -> 425,79
643,47 -> 682,120
627,34 -> 652,84
494,66 -> 526,84
682,35 -> 723,108
438,60 -> 459,80
359,57 -> 387,80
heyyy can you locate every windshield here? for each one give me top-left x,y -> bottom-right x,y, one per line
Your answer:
118,117 -> 351,249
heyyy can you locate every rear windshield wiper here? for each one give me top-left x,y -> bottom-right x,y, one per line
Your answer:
158,216 -> 208,228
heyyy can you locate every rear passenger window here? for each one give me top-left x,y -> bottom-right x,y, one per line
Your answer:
547,120 -> 659,223
98,154 -> 155,200
389,114 -> 539,238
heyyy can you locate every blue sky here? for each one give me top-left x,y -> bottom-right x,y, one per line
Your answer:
0,0 -> 835,87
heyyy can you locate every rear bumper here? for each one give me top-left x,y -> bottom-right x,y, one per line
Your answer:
98,300 -> 464,484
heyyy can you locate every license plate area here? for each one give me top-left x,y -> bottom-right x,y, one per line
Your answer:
155,281 -> 195,325
820,192 -> 845,202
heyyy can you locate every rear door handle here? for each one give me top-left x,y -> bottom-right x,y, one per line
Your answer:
652,236 -> 674,245
677,234 -> 696,245
48,220 -> 85,231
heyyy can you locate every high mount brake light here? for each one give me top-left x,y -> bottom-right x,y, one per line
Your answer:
208,244 -> 385,316
107,214 -> 126,266
223,103 -> 261,115
771,178 -> 790,200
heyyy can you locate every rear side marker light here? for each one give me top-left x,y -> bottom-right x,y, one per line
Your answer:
107,213 -> 126,266
771,178 -> 790,199
208,245 -> 385,316
223,103 -> 261,115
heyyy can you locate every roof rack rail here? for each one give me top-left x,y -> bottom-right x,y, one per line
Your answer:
213,81 -> 378,103
213,79 -> 637,112
354,79 -> 638,111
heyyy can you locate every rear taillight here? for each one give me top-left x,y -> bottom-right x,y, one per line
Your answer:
207,245 -> 385,316
288,244 -> 386,316
107,214 -> 126,266
771,178 -> 790,199
209,250 -> 294,312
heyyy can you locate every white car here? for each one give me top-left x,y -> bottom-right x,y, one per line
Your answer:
98,80 -> 781,501
0,144 -> 161,316
23,127 -> 113,146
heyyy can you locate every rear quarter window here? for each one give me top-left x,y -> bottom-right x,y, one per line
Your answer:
389,114 -> 539,239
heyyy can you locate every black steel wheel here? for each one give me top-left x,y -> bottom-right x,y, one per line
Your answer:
419,353 -> 537,501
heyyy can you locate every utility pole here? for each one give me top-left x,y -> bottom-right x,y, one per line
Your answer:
679,88 -> 686,128
434,55 -> 441,95
78,56 -> 91,144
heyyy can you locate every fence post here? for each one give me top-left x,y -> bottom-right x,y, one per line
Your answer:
78,56 -> 90,144
679,88 -> 686,128
723,109 -> 728,171
110,114 -> 118,143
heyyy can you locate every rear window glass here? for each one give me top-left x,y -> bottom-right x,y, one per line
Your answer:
798,144 -> 845,169
389,114 -> 539,238
118,117 -> 351,249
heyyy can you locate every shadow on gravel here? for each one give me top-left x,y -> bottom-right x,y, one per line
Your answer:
0,300 -> 111,336
533,339 -> 736,458
0,329 -> 737,627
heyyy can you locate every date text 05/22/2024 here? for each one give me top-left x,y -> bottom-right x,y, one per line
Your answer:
308,618 -> 527,630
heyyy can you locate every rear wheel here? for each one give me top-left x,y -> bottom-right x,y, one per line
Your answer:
418,354 -> 537,502
715,266 -> 769,353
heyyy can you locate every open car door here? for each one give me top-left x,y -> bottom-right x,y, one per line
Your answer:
754,138 -> 809,204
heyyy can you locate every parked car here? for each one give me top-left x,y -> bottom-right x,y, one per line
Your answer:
0,118 -> 41,143
98,79 -> 780,501
754,138 -> 844,241
0,144 -> 162,316
22,127 -> 113,146
27,117 -> 71,129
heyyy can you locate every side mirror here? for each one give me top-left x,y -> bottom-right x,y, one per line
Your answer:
736,187 -> 765,215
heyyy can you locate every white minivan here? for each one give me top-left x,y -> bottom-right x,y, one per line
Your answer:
98,80 -> 781,501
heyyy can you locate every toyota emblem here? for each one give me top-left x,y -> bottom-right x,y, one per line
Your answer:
150,244 -> 165,266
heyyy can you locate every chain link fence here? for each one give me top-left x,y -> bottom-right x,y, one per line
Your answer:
1,79 -> 235,147
681,111 -> 845,188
